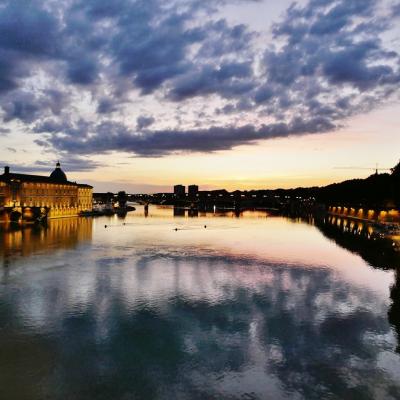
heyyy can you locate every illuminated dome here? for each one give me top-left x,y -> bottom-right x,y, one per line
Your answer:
50,161 -> 67,182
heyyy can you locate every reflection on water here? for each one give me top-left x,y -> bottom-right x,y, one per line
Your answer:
0,217 -> 92,258
0,207 -> 400,400
390,270 -> 400,354
315,215 -> 399,269
312,214 -> 400,358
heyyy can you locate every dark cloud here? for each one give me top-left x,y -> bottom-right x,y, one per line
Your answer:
36,116 -> 335,157
72,0 -> 128,20
97,98 -> 118,114
3,157 -> 100,174
0,0 -> 399,157
0,0 -> 60,56
267,0 -> 399,91
0,0 -> 61,94
254,85 -> 274,104
0,128 -> 10,136
309,0 -> 375,35
392,3 -> 400,17
1,92 -> 43,123
252,0 -> 400,131
108,1 -> 202,94
169,61 -> 255,101
0,51 -> 22,93
137,116 -> 155,130
1,90 -> 68,123
36,157 -> 101,172
196,20 -> 255,58
66,56 -> 99,85
321,41 -> 398,90
34,118 -> 91,138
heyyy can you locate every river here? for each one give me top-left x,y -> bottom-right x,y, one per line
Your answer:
1,206 -> 399,399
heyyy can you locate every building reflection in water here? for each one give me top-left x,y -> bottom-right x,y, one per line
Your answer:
0,217 -> 93,262
173,207 -> 185,217
172,206 -> 268,219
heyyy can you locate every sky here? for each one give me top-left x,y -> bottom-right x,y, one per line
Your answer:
0,0 -> 399,193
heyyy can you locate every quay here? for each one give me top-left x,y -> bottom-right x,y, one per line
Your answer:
328,205 -> 400,225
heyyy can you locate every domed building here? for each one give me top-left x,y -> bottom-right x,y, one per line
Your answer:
0,162 -> 93,221
50,162 -> 68,182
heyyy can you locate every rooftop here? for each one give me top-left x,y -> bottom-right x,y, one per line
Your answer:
0,165 -> 93,188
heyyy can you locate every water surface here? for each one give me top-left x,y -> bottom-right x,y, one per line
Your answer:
1,207 -> 400,399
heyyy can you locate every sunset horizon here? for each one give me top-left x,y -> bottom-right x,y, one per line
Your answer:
1,0 -> 399,193
1,1 -> 400,399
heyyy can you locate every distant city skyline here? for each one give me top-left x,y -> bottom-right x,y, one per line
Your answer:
0,0 -> 399,193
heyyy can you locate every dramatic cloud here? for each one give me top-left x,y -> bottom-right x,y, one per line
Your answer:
168,61 -> 255,101
97,98 -> 119,114
0,0 -> 399,158
0,0 -> 61,92
35,117 -> 335,156
3,156 -> 100,174
137,115 -> 155,130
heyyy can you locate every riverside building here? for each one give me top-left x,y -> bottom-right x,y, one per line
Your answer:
174,184 -> 186,197
0,163 -> 93,221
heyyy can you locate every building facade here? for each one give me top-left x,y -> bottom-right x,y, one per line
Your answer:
174,184 -> 186,197
0,163 -> 93,221
188,185 -> 199,197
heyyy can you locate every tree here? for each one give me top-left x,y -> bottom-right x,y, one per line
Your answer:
391,160 -> 400,177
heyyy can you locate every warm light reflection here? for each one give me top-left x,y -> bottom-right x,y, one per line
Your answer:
0,217 -> 92,258
0,207 -> 399,399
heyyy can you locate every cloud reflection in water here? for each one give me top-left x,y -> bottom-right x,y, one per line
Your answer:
0,212 -> 399,400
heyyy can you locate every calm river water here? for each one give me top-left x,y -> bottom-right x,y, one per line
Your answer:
1,206 -> 400,400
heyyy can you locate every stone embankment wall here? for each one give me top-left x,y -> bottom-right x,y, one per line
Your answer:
328,206 -> 400,223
